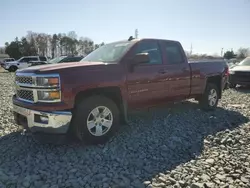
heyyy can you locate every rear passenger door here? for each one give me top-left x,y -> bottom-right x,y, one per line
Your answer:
126,40 -> 169,107
160,41 -> 191,100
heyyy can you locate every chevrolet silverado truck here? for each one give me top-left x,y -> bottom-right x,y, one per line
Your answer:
12,38 -> 228,144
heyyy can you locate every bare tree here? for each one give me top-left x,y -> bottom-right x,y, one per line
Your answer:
0,47 -> 5,54
78,37 -> 86,56
5,30 -> 99,58
237,48 -> 249,59
51,34 -> 58,58
67,31 -> 77,39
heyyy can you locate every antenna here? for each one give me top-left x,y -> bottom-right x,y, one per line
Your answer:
135,29 -> 138,39
221,48 -> 224,57
190,43 -> 193,55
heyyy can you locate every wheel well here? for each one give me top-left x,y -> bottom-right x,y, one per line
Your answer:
207,76 -> 222,98
74,87 -> 125,120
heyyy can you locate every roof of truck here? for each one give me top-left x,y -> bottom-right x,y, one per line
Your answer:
113,38 -> 179,44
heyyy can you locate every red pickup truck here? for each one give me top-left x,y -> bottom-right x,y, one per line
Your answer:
13,38 -> 228,144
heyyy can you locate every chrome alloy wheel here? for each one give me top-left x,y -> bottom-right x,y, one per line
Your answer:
208,88 -> 217,106
86,106 -> 113,136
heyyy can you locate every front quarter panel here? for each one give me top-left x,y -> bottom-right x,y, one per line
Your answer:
59,64 -> 126,108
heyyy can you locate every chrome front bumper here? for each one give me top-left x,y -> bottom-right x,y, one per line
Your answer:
13,104 -> 72,134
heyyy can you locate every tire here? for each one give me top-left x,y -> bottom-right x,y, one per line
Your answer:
9,66 -> 17,72
198,83 -> 219,111
71,95 -> 120,145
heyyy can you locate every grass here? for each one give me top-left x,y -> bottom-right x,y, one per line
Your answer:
0,67 -> 7,73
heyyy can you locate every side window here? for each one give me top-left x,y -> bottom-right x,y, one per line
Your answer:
61,57 -> 72,63
29,58 -> 38,61
39,56 -> 47,61
164,42 -> 184,64
19,58 -> 28,62
134,41 -> 162,65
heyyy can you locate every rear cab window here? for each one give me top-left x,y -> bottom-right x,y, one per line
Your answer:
162,41 -> 185,64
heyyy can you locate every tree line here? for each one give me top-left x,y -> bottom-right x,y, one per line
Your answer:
186,47 -> 250,60
4,31 -> 249,61
223,48 -> 250,60
4,31 -> 105,59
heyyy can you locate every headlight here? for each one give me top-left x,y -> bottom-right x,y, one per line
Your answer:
37,90 -> 60,101
36,77 -> 59,87
229,70 -> 235,74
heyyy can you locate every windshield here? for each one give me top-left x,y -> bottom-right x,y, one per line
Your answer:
81,41 -> 136,63
16,57 -> 23,62
48,56 -> 67,64
238,57 -> 250,66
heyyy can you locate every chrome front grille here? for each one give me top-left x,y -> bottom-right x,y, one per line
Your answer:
17,90 -> 34,102
16,76 -> 33,85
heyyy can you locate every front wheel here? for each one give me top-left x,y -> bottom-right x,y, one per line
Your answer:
199,83 -> 219,111
8,66 -> 17,72
71,95 -> 120,144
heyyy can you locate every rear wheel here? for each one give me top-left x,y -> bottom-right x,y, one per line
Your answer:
199,83 -> 219,111
71,95 -> 120,144
8,66 -> 17,72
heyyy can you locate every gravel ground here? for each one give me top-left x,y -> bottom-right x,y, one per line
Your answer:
0,72 -> 250,188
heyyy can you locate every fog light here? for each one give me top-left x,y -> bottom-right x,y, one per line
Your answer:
34,114 -> 49,124
40,116 -> 49,123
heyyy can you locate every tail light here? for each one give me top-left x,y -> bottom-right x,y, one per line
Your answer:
225,66 -> 229,76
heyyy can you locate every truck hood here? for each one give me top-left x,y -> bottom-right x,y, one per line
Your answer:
17,61 -> 108,73
230,65 -> 250,72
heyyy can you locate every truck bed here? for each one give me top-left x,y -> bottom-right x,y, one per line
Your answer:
188,59 -> 228,95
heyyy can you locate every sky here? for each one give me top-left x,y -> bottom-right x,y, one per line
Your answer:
1,0 -> 250,55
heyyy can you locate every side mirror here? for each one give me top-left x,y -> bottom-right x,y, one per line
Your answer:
129,53 -> 149,72
132,53 -> 150,65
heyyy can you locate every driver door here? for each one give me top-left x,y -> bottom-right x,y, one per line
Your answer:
126,39 -> 168,108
